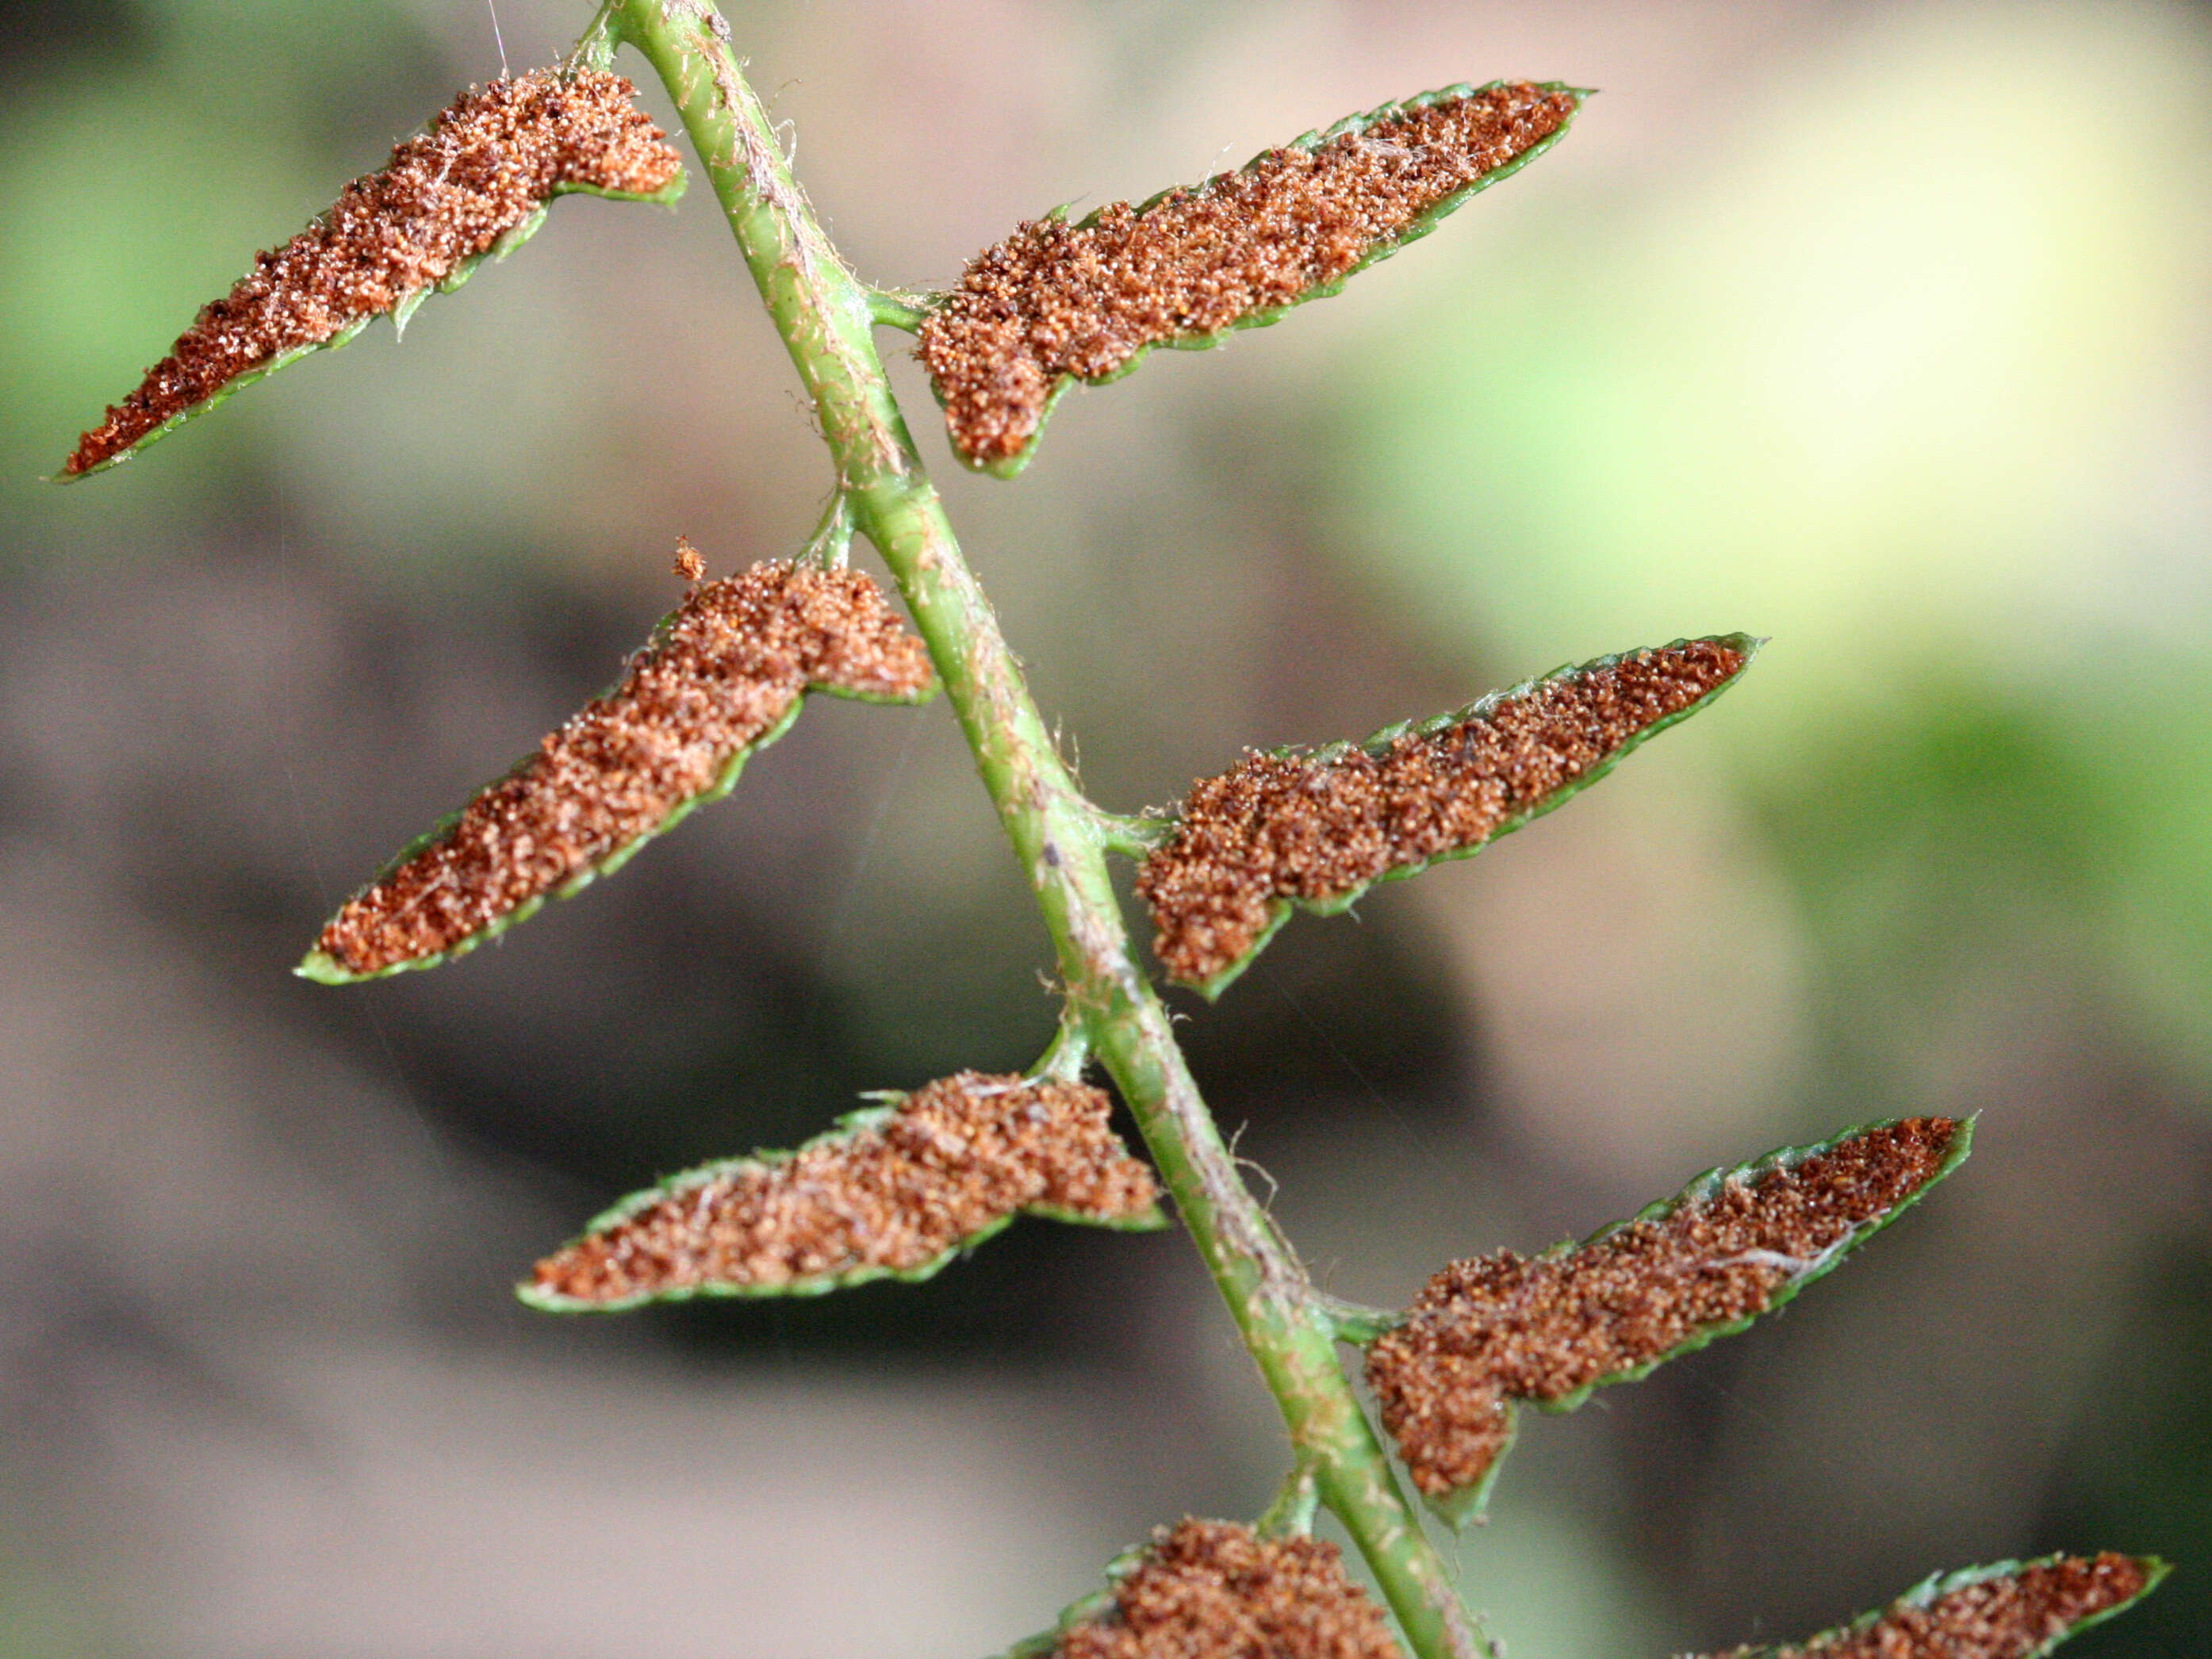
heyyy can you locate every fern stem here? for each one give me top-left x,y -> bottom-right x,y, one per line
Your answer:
1316,1293 -> 1410,1346
608,6 -> 1484,1654
799,488 -> 855,567
1256,1463 -> 1321,1538
1092,809 -> 1173,858
569,0 -> 622,71
867,288 -> 934,332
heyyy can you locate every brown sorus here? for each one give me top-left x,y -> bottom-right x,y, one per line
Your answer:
1137,638 -> 1749,987
65,68 -> 683,475
1716,1554 -> 2152,1659
314,561 -> 933,977
1367,1119 -> 1961,1500
1055,1519 -> 1401,1659
918,82 -> 1578,467
529,1072 -> 1160,1303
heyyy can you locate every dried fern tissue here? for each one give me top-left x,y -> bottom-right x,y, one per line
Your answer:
1367,1118 -> 1966,1511
525,1073 -> 1160,1310
1052,1521 -> 1400,1659
1708,1555 -> 2158,1659
919,81 -> 1581,473
64,68 -> 683,477
305,559 -> 933,980
1139,637 -> 1754,992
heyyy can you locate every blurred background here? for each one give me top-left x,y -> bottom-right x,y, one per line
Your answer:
1,0 -> 2208,1653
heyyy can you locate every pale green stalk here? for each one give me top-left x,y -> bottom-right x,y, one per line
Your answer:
600,5 -> 1487,1655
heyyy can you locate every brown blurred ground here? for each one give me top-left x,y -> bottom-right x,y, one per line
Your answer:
1,2 -> 2208,1655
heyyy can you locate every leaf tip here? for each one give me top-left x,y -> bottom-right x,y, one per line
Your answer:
292,950 -> 359,987
512,1279 -> 588,1316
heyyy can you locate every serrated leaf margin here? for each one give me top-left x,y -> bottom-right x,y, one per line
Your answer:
56,170 -> 686,482
297,668 -> 933,986
933,79 -> 1587,480
1413,1113 -> 1973,1528
1179,632 -> 1762,1002
516,1097 -> 1171,1315
1723,1554 -> 2169,1659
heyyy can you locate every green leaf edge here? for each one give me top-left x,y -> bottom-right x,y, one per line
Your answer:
986,1540 -> 1153,1659
1723,1553 -> 2169,1658
1177,631 -> 1762,1002
297,670 -> 934,986
515,1095 -> 1170,1315
1417,1110 -> 1976,1529
933,79 -> 1589,480
52,170 -> 687,483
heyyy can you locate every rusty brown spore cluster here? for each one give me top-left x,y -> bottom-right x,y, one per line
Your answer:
1053,1520 -> 1401,1659
65,68 -> 683,476
1718,1554 -> 2152,1659
529,1072 -> 1160,1305
1137,638 -> 1749,988
1366,1119 -> 1961,1500
312,560 -> 933,979
918,82 -> 1579,468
